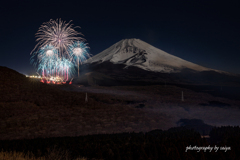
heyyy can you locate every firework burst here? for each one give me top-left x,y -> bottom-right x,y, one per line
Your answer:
30,19 -> 90,83
31,19 -> 85,58
69,41 -> 91,76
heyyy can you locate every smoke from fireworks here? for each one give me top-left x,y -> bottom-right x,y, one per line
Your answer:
30,19 -> 90,83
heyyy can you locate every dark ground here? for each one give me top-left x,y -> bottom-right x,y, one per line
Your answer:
1,66 -> 240,140
1,66 -> 240,159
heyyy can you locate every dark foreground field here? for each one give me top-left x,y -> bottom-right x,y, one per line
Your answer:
1,127 -> 240,160
1,66 -> 240,159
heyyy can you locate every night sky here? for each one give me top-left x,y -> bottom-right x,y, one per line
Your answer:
1,0 -> 240,75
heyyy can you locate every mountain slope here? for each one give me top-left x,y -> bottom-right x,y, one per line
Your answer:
86,38 -> 221,73
76,38 -> 240,87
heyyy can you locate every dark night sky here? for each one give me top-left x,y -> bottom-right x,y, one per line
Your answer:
1,0 -> 240,75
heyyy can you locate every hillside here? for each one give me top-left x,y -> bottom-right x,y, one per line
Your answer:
1,66 -> 240,141
76,61 -> 240,87
1,66 -> 240,159
0,66 -> 173,140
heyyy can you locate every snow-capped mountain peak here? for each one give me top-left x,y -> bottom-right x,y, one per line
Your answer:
86,38 -> 216,73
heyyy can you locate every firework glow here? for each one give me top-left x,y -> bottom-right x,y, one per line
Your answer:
30,19 -> 90,84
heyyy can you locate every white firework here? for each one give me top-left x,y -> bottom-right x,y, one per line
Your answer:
31,18 -> 85,58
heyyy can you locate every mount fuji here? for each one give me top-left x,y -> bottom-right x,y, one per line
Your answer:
76,38 -> 239,86
86,38 -> 223,73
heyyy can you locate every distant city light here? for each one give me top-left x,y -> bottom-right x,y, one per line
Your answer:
27,75 -> 41,79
